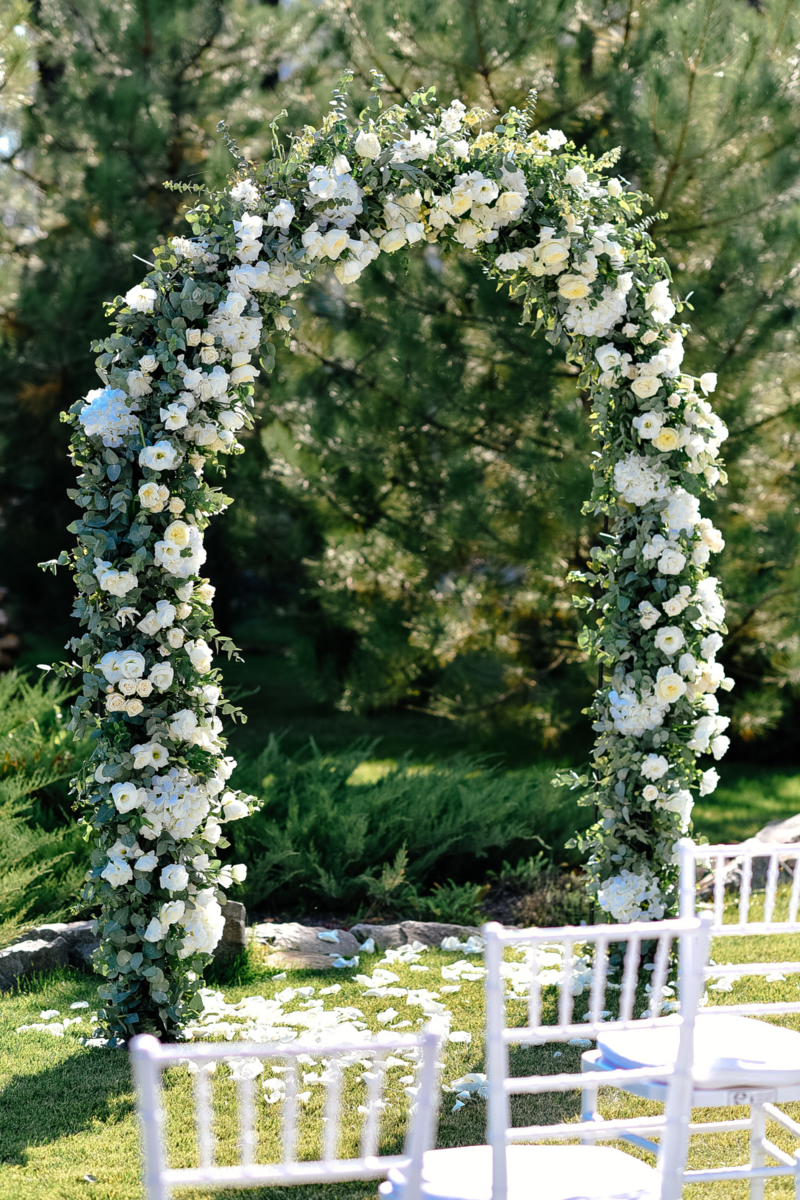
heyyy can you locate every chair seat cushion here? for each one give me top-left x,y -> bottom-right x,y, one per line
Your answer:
381,1144 -> 658,1200
598,1012 -> 800,1087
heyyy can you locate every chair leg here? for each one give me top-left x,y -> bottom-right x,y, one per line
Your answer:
580,1080 -> 599,1145
749,1104 -> 766,1200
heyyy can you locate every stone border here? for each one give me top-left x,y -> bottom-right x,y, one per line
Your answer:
0,912 -> 481,989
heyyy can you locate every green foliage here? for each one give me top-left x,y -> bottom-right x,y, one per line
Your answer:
0,671 -> 90,946
228,737 -> 588,915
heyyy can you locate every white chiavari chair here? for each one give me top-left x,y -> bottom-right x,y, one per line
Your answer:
130,1026 -> 442,1200
582,837 -> 800,1199
382,915 -> 712,1200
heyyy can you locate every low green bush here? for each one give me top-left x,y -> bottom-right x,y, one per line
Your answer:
0,671 -> 90,946
228,736 -> 589,919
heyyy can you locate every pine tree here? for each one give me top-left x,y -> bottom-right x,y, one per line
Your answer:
0,0 -> 311,626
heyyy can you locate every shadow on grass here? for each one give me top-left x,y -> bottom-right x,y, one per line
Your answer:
0,1046 -> 132,1165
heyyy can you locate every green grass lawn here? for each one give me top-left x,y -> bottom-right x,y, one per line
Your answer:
4,925 -> 800,1200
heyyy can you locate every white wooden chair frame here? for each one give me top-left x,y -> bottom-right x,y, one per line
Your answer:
482,915 -> 712,1200
131,1027 -> 442,1200
581,837 -> 800,1198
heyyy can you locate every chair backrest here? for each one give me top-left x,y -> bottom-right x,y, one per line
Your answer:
483,914 -> 712,1200
130,1027 -> 442,1200
678,836 -> 800,1015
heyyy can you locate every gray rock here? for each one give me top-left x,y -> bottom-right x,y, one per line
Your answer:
72,941 -> 100,973
349,923 -> 405,950
254,922 -> 361,957
0,936 -> 69,991
398,920 -> 480,947
213,901 -> 248,962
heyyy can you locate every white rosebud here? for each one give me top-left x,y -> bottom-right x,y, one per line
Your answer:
607,178 -> 623,197
223,797 -> 249,821
231,864 -> 247,883
699,372 -> 718,395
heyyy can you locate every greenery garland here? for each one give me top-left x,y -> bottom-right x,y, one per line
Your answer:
43,74 -> 730,1038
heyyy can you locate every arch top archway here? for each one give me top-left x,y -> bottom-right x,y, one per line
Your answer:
51,75 -> 729,1036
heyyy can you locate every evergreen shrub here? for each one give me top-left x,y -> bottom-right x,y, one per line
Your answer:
228,736 -> 588,919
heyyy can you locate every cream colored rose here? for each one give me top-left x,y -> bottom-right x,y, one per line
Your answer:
557,274 -> 591,300
654,427 -> 680,452
537,239 -> 569,267
642,784 -> 659,802
167,628 -> 185,649
138,481 -> 162,508
199,346 -> 218,364
655,673 -> 687,704
380,228 -> 407,254
631,376 -> 660,399
186,329 -> 202,346
119,679 -> 137,696
125,697 -> 144,717
106,693 -> 125,712
164,520 -> 191,549
354,129 -> 381,159
136,679 -> 153,697
168,497 -> 185,514
321,229 -> 349,259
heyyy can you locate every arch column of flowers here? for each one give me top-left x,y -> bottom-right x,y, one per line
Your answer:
47,77 -> 731,1038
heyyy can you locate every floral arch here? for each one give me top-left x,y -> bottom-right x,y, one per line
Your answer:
48,76 -> 731,1037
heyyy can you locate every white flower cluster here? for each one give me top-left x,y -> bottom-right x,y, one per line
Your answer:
597,868 -> 666,922
78,387 -> 139,447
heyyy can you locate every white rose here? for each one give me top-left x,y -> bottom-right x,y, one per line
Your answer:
143,918 -> 163,942
710,735 -> 730,760
641,754 -> 669,781
136,852 -> 158,873
678,653 -> 697,676
654,427 -> 680,452
231,864 -> 247,883
186,639 -> 213,673
699,372 -> 718,395
595,344 -> 621,371
223,797 -> 249,821
101,857 -> 133,888
111,782 -> 143,813
126,369 -> 152,398
558,274 -> 591,300
631,376 -> 660,399
564,165 -> 587,188
607,178 -> 623,197
692,543 -> 711,566
160,899 -> 186,925
699,768 -> 720,796
138,482 -> 163,508
662,596 -> 686,617
266,199 -> 295,229
148,663 -> 174,692
160,864 -> 189,893
139,441 -> 178,471
125,284 -> 156,313
195,583 -> 215,605
139,355 -> 158,373
380,228 -> 407,253
658,548 -> 687,575
355,129 -> 381,159
642,785 -> 659,802
186,328 -> 202,346
320,228 -> 349,260
653,626 -> 686,656
125,697 -> 144,717
655,672 -> 687,704
167,628 -> 185,649
169,709 -> 198,741
203,821 -> 222,845
116,651 -> 145,680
